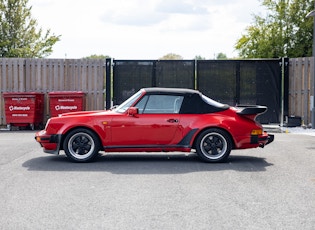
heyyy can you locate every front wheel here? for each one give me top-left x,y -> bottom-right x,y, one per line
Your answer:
195,128 -> 232,163
63,128 -> 101,163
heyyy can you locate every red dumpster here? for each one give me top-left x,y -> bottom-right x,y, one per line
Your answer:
3,92 -> 44,130
48,91 -> 86,117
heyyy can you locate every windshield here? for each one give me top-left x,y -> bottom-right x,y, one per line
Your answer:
114,90 -> 143,113
201,95 -> 226,108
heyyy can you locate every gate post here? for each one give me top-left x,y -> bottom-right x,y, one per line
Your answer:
306,6 -> 315,128
235,61 -> 241,105
105,58 -> 112,110
152,60 -> 157,87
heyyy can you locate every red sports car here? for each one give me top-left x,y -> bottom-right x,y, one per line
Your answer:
35,88 -> 274,163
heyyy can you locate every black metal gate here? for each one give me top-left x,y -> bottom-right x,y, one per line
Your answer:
108,58 -> 285,124
112,60 -> 195,105
197,59 -> 283,123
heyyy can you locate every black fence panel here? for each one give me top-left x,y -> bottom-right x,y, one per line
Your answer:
197,59 -> 281,123
113,60 -> 195,105
253,60 -> 282,124
155,60 -> 195,88
239,61 -> 257,105
113,60 -> 155,105
197,60 -> 237,105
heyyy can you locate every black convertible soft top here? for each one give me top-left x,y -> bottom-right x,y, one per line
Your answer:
142,88 -> 229,114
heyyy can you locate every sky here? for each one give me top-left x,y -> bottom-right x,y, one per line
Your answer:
28,0 -> 266,60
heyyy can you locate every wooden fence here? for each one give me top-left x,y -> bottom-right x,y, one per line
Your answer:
0,58 -> 105,126
288,57 -> 314,126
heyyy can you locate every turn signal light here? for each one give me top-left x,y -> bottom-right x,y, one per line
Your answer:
251,129 -> 263,135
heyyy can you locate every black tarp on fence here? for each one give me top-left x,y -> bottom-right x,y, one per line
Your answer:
197,60 -> 282,123
112,60 -> 195,105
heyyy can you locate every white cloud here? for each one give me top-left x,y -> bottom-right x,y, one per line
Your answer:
156,0 -> 208,15
28,0 -> 264,59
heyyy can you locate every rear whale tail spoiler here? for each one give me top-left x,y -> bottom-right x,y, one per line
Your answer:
236,105 -> 267,115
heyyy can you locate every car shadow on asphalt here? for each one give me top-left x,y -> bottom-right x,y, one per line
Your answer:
22,152 -> 273,174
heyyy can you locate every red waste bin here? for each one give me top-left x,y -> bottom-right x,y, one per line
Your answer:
48,91 -> 86,117
3,92 -> 44,130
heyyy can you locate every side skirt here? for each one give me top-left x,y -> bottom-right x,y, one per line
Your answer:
103,129 -> 198,152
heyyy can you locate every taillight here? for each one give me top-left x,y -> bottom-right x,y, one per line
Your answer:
251,129 -> 263,135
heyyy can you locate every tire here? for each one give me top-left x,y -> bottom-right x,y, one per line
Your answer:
195,128 -> 232,163
63,128 -> 101,163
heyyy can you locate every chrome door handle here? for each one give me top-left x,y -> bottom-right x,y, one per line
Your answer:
167,119 -> 179,123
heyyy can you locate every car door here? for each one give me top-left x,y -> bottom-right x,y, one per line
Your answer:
110,94 -> 184,146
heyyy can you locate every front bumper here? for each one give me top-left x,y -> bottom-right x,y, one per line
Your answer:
35,130 -> 62,155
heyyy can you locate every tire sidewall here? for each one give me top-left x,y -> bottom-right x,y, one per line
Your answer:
196,128 -> 232,163
63,128 -> 100,162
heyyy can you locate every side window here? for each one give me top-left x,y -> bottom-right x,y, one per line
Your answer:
136,95 -> 183,114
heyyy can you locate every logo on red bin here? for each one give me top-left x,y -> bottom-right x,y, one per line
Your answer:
55,105 -> 78,111
9,105 -> 30,111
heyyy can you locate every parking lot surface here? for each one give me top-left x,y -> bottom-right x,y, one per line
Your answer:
0,130 -> 315,229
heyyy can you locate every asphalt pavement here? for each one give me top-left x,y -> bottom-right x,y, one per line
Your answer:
0,130 -> 315,230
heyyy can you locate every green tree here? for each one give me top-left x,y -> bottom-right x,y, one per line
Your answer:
0,0 -> 60,58
216,53 -> 228,59
159,53 -> 183,60
235,0 -> 313,58
194,55 -> 206,60
83,54 -> 111,59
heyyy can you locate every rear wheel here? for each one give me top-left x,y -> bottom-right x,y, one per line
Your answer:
63,128 -> 100,162
195,128 -> 232,163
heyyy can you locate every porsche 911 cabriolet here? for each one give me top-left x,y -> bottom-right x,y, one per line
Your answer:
35,88 -> 274,163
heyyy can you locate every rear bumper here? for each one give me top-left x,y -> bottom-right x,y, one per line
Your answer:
250,131 -> 274,148
257,132 -> 274,147
265,134 -> 274,145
